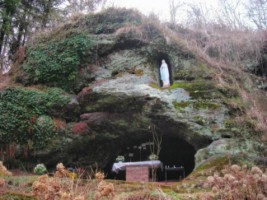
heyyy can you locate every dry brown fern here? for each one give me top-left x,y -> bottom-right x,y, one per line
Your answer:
0,161 -> 12,176
94,172 -> 115,200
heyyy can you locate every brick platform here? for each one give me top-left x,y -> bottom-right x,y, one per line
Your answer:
126,166 -> 149,182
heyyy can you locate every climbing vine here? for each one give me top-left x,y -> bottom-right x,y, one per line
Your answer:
0,87 -> 70,149
22,33 -> 90,91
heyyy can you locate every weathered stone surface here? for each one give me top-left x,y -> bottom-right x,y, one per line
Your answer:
6,8 -> 266,175
80,112 -> 110,124
195,138 -> 266,167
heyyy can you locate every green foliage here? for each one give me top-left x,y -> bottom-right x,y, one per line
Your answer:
0,0 -> 20,32
23,33 -> 90,91
32,115 -> 55,148
33,164 -> 47,175
0,87 -> 70,148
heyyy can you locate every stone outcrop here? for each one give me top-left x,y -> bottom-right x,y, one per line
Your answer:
1,8 -> 266,177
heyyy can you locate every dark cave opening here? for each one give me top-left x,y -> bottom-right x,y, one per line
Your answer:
105,134 -> 196,182
158,136 -> 196,181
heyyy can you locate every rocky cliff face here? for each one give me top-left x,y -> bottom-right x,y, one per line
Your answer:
1,8 -> 266,176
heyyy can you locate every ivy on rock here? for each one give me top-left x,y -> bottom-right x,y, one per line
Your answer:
0,87 -> 70,149
22,33 -> 90,91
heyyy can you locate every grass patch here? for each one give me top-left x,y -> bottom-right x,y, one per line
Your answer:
4,175 -> 38,186
0,192 -> 36,200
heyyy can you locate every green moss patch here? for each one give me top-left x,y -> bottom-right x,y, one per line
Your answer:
133,69 -> 144,76
149,82 -> 162,90
173,101 -> 190,109
193,100 -> 221,110
169,81 -> 220,99
193,116 -> 206,125
191,155 -> 230,177
174,61 -> 213,81
173,100 -> 221,112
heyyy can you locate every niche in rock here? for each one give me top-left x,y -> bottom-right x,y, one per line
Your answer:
105,134 -> 196,182
156,53 -> 173,87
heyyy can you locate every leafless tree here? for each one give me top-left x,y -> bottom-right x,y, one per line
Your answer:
169,0 -> 185,24
217,0 -> 246,29
186,2 -> 210,29
246,0 -> 267,29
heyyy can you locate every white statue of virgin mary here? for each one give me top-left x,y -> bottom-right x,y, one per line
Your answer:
160,59 -> 170,88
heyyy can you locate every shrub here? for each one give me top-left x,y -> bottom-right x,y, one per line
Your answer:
33,164 -> 47,175
94,172 -> 115,200
32,163 -> 92,200
202,164 -> 267,200
23,33 -> 90,91
0,161 -> 12,176
71,122 -> 89,135
0,87 -> 70,149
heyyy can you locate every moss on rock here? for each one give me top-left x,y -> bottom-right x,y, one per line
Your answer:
191,155 -> 230,177
173,100 -> 221,112
169,81 -> 220,99
174,60 -> 214,81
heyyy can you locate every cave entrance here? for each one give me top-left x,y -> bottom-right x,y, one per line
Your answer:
105,134 -> 196,182
158,136 -> 196,181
